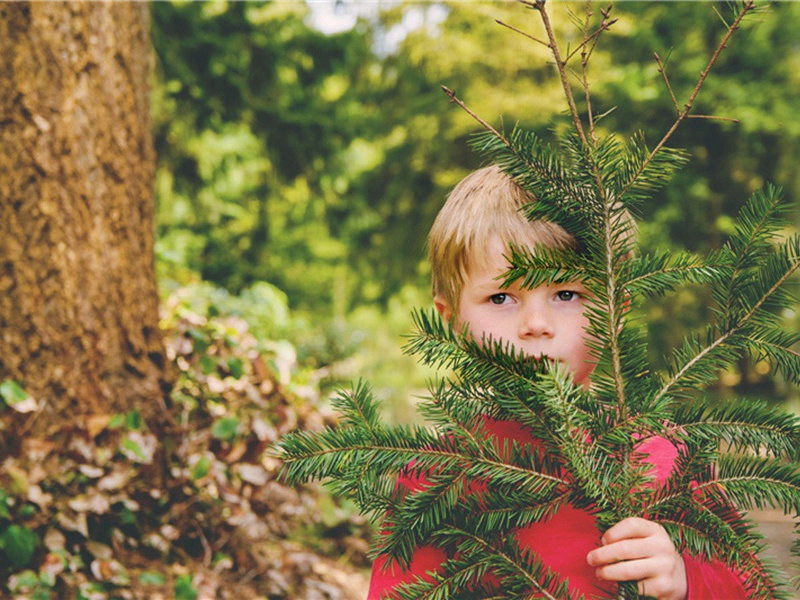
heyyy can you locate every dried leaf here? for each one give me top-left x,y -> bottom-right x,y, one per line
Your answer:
79,465 -> 105,479
68,493 -> 110,515
236,464 -> 269,486
27,484 -> 53,509
85,540 -> 113,560
86,414 -> 113,438
43,528 -> 66,552
97,469 -> 132,491
120,431 -> 157,464
57,511 -> 89,537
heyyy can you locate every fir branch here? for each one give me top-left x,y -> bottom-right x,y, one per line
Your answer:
610,132 -> 690,206
437,526 -> 579,600
277,2 -> 798,595
655,232 -> 799,402
721,184 -> 790,325
503,243 -> 599,292
330,379 -> 383,436
671,398 -> 800,458
622,251 -> 721,298
697,454 -> 800,515
750,334 -> 800,385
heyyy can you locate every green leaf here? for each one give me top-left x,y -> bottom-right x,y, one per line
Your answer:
1,525 -> 39,568
121,438 -> 146,462
0,489 -> 11,520
0,380 -> 28,405
174,574 -> 199,600
211,417 -> 239,443
200,354 -> 217,375
227,356 -> 244,379
125,410 -> 142,431
138,571 -> 167,585
0,379 -> 37,413
7,569 -> 40,592
108,414 -> 126,429
191,456 -> 212,481
187,327 -> 210,353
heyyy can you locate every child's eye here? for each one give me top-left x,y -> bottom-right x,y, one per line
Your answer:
556,290 -> 580,302
489,293 -> 510,305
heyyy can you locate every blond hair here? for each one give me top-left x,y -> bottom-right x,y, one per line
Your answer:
428,165 -> 577,312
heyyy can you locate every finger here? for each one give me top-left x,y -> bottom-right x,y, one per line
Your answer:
587,537 -> 656,567
601,517 -> 661,545
595,557 -> 660,583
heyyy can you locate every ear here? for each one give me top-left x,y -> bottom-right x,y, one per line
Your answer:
434,295 -> 454,322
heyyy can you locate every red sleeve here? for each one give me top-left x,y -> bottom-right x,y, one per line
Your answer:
683,554 -> 747,600
367,545 -> 447,600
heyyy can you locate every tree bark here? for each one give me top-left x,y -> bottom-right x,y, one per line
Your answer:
0,2 -> 170,431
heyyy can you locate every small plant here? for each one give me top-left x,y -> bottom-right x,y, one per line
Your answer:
278,2 -> 800,598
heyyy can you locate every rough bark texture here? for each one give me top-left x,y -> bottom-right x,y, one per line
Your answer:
0,2 -> 170,432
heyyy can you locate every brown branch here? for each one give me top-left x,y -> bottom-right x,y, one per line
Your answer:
687,114 -> 741,124
577,3 -> 617,144
441,85 -> 513,151
525,0 -> 633,414
528,0 -> 588,149
654,52 -> 680,114
495,19 -> 550,49
581,2 -> 596,144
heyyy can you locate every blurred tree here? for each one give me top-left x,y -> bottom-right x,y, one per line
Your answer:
0,3 -> 170,431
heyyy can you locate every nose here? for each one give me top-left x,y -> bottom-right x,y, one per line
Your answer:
518,304 -> 554,338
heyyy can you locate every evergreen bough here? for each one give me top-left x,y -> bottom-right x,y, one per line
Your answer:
278,2 -> 800,598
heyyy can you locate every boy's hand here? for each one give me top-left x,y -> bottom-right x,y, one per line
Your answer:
586,517 -> 687,600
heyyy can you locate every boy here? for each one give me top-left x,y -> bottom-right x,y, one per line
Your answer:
367,166 -> 746,599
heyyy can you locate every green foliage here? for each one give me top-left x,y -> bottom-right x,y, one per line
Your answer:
0,379 -> 38,414
0,525 -> 39,569
278,2 -> 800,598
174,574 -> 199,600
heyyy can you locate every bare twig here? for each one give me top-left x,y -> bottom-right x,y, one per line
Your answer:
496,19 -> 550,49
581,2 -> 596,144
577,3 -> 615,144
687,114 -> 741,123
654,52 -> 680,114
526,0 -> 589,149
441,86 -> 513,151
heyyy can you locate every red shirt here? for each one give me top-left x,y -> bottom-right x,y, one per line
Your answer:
368,418 -> 747,599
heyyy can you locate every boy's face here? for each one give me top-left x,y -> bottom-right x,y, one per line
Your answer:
435,236 -> 595,386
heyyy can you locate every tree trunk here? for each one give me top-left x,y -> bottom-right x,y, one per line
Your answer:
0,2 -> 170,432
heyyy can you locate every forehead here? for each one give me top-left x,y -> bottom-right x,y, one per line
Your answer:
464,236 -> 517,283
